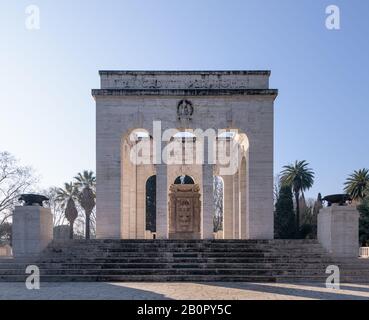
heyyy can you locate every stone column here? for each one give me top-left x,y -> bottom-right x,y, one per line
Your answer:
12,206 -> 53,257
233,171 -> 240,239
135,166 -> 147,239
318,205 -> 359,258
202,135 -> 214,240
96,130 -> 121,239
156,164 -> 168,239
222,175 -> 234,239
202,164 -> 214,239
129,163 -> 137,239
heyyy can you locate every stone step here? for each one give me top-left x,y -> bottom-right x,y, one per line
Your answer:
41,252 -> 329,258
0,262 -> 339,269
33,257 -> 334,264
3,239 -> 365,283
45,249 -> 327,255
2,273 -> 367,283
0,269 -> 329,277
0,264 -> 331,271
50,245 -> 323,249
41,256 -> 266,261
50,239 -> 319,243
47,244 -> 324,250
0,268 -> 271,275
49,247 -> 270,253
0,274 -> 278,282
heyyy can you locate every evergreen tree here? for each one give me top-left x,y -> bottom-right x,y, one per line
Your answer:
357,198 -> 369,246
274,185 -> 296,239
280,160 -> 314,235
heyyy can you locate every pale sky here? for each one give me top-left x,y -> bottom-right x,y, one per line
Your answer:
0,0 -> 368,199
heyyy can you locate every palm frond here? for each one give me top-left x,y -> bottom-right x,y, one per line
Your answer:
344,168 -> 369,201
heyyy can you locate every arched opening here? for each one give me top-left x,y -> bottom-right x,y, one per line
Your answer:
213,176 -> 224,233
174,175 -> 195,185
121,128 -> 155,239
215,129 -> 249,240
145,175 -> 156,233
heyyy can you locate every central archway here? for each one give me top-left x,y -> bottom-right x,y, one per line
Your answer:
168,176 -> 201,239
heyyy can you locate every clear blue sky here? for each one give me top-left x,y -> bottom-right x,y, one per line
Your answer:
0,0 -> 368,199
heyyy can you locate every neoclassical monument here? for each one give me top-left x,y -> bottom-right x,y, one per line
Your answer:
92,71 -> 278,240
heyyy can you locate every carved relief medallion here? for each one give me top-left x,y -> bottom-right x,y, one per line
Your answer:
177,99 -> 193,121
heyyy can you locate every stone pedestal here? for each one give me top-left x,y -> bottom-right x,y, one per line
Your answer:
318,205 -> 359,258
12,206 -> 53,257
168,184 -> 201,239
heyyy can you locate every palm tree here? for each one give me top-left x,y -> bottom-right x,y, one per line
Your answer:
56,182 -> 79,239
55,182 -> 79,209
65,197 -> 78,239
344,168 -> 369,202
74,170 -> 96,239
79,186 -> 95,239
74,170 -> 96,189
280,160 -> 315,236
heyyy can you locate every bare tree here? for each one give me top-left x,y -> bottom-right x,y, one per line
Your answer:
43,187 -> 66,227
0,151 -> 37,225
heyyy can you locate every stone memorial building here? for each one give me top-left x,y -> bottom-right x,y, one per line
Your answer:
92,71 -> 278,240
7,70 -> 362,282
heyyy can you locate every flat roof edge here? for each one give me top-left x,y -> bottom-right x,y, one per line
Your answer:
91,88 -> 278,97
99,70 -> 271,76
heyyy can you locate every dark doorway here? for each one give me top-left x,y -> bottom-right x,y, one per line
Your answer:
174,175 -> 194,185
145,175 -> 156,232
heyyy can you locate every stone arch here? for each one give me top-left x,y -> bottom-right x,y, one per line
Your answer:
215,129 -> 249,239
121,128 -> 155,239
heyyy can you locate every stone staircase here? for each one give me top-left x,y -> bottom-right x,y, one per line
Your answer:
0,239 -> 368,283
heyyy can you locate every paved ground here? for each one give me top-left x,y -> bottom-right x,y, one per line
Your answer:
1,282 -> 369,300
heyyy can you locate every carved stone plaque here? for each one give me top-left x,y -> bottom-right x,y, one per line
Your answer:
169,184 -> 201,239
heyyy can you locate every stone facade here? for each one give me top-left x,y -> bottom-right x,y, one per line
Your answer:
92,71 -> 278,240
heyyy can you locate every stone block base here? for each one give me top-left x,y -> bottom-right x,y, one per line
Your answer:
12,206 -> 53,257
318,205 -> 359,258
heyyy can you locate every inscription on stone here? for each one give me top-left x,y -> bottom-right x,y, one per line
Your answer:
176,198 -> 193,232
106,77 -> 254,90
